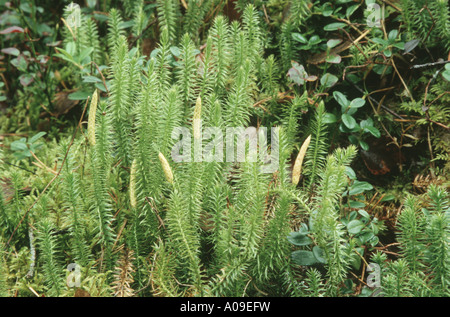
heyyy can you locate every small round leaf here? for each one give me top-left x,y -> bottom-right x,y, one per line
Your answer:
292,250 -> 319,266
341,114 -> 357,129
347,219 -> 365,235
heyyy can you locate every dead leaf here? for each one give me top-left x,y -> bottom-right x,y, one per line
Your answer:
1,177 -> 31,202
0,26 -> 25,34
0,178 -> 15,202
74,289 -> 91,297
52,91 -> 80,116
307,41 -> 352,65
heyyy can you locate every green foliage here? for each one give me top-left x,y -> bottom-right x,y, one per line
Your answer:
107,8 -> 126,52
156,0 -> 180,44
176,34 -> 199,111
376,185 -> 450,297
90,100 -> 116,272
36,218 -> 65,296
60,141 -> 91,267
400,0 -> 450,50
303,101 -> 329,191
10,132 -> 46,160
0,0 -> 449,299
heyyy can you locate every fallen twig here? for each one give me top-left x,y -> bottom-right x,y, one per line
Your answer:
410,59 -> 450,69
30,150 -> 58,175
345,78 -> 405,120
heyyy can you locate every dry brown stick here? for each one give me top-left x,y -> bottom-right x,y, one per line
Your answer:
345,78 -> 405,120
423,70 -> 437,111
112,219 -> 128,251
334,17 -> 366,37
375,242 -> 400,250
410,60 -> 450,70
391,58 -> 414,101
252,91 -> 292,112
379,7 -> 411,103
419,6 -> 436,44
146,196 -> 166,230
379,249 -> 400,256
428,118 -> 450,130
350,271 -> 369,287
6,96 -> 90,248
29,150 -> 58,175
354,248 -> 370,268
343,28 -> 371,61
428,92 -> 450,114
380,0 -> 402,12
91,62 -> 109,94
307,27 -> 370,65
367,86 -> 396,97
360,262 -> 366,287
204,0 -> 224,24
129,19 -> 157,49
27,286 -> 40,297
262,4 -> 270,25
368,193 -> 385,215
420,63 -> 450,130
252,98 -> 270,113
427,126 -> 435,176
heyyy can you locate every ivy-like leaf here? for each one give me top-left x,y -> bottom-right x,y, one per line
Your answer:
348,180 -> 373,195
321,73 -> 338,87
324,22 -> 346,31
347,219 -> 364,235
341,114 -> 357,129
292,250 -> 319,266
287,232 -> 313,246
